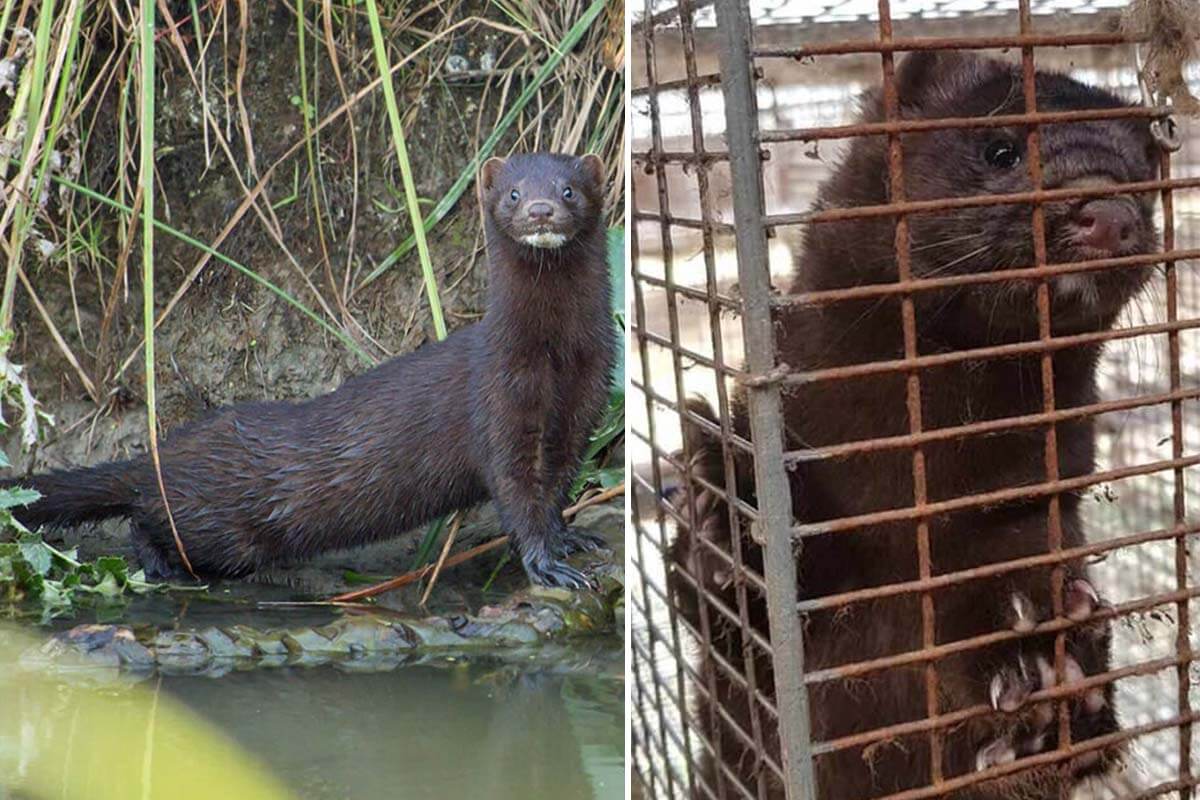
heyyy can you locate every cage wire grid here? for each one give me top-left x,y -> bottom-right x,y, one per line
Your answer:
630,1 -> 1200,799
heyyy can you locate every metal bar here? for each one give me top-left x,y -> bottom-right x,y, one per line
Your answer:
870,711 -> 1200,800
634,210 -> 737,232
629,270 -> 742,311
766,176 -> 1200,227
814,652 -> 1186,757
630,128 -> 685,800
760,104 -> 1173,143
1161,145 -> 1195,798
631,149 -> 732,165
643,5 -> 715,791
797,519 -> 1200,615
784,316 -> 1200,386
874,0 -> 942,782
751,30 -> 1133,58
679,2 -> 775,793
792,453 -> 1200,538
632,72 -> 723,96
781,248 -> 1200,307
714,2 -> 816,798
784,387 -> 1200,464
804,584 -> 1200,684
1013,6 -> 1071,772
631,324 -> 745,378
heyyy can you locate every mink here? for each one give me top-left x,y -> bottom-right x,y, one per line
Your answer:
669,51 -> 1160,798
6,153 -> 616,589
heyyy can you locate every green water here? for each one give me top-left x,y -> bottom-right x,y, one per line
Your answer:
0,578 -> 624,800
162,658 -> 624,800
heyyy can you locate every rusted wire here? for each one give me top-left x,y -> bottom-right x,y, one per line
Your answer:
804,585 -> 1200,684
768,176 -> 1200,227
631,150 -> 731,166
752,30 -> 1134,58
632,72 -> 723,96
874,0 -> 944,781
873,711 -> 1200,800
633,210 -> 733,232
815,653 -> 1188,757
760,104 -> 1173,144
784,387 -> 1200,464
794,453 -> 1200,537
786,317 -> 1200,387
1160,140 -> 1195,799
782,248 -> 1200,307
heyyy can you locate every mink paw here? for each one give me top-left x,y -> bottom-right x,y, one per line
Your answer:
523,551 -> 595,590
978,580 -> 1113,773
550,526 -> 610,558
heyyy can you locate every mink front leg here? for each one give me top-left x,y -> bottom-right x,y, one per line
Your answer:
483,367 -> 592,590
541,361 -> 611,558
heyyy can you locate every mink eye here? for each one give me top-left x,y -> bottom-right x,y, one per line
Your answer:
509,189 -> 520,201
984,140 -> 1021,169
563,186 -> 574,199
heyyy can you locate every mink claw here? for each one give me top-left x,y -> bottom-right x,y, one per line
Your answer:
989,657 -> 1034,712
975,737 -> 1016,772
524,553 -> 594,590
1065,578 -> 1102,622
1008,591 -> 1038,632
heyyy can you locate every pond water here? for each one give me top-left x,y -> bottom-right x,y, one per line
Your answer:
162,653 -> 624,800
0,582 -> 624,800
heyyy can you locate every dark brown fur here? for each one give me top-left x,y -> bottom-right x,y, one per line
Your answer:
7,153 -> 615,589
669,52 -> 1160,798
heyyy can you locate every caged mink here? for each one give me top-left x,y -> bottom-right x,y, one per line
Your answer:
670,51 -> 1162,798
6,153 -> 616,589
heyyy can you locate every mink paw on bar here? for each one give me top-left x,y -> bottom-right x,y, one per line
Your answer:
976,580 -> 1115,776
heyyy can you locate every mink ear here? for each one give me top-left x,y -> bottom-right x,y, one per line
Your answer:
480,157 -> 505,193
894,50 -> 986,110
580,153 -> 605,187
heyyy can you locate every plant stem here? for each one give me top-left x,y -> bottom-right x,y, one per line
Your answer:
363,0 -> 446,339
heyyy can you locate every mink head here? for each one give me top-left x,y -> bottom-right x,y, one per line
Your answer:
480,153 -> 606,250
802,50 -> 1161,342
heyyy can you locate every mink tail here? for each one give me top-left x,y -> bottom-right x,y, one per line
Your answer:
2,460 -> 141,529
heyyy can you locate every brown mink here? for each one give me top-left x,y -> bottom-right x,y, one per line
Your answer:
670,51 -> 1160,798
6,152 -> 616,589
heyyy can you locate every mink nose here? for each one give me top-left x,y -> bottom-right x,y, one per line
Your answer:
1071,200 -> 1137,254
526,202 -> 554,221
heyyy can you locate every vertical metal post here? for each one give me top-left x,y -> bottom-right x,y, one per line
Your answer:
713,2 -> 817,798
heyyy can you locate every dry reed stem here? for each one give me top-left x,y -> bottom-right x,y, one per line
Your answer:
329,482 -> 625,603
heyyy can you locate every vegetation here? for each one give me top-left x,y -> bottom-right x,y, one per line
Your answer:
0,0 -> 625,595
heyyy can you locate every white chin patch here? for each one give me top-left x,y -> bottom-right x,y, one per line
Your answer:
519,232 -> 568,249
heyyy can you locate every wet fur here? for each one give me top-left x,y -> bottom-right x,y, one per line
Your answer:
7,153 -> 615,586
668,52 -> 1158,799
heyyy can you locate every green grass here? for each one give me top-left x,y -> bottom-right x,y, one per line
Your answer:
360,0 -> 610,287
363,0 -> 447,338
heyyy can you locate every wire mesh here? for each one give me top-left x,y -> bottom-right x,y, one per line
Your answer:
631,1 -> 1200,799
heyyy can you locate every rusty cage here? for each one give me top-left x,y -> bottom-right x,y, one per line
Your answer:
629,1 -> 1200,799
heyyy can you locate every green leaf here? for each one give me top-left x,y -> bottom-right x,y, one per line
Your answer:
95,556 -> 129,585
0,450 -> 10,468
90,572 -> 122,598
17,534 -> 52,577
608,228 -> 625,391
597,467 -> 623,489
0,487 -> 41,509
